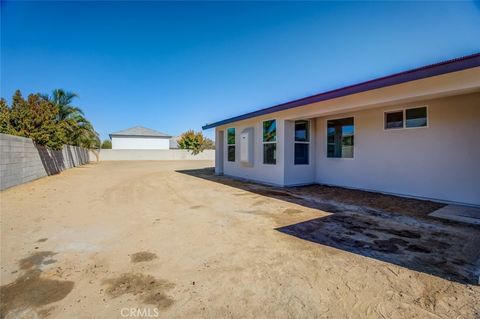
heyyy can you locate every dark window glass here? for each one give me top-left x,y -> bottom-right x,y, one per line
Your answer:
263,120 -> 276,142
294,143 -> 309,165
327,144 -> 335,157
406,107 -> 427,128
385,111 -> 404,129
327,127 -> 335,144
227,128 -> 235,145
227,145 -> 235,162
263,143 -> 276,164
295,120 -> 309,142
327,117 -> 354,158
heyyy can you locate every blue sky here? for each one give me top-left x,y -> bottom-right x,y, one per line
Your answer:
2,1 -> 479,141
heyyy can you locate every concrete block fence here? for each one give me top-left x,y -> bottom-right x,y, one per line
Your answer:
1,133 -> 214,190
89,149 -> 215,161
0,133 -> 90,190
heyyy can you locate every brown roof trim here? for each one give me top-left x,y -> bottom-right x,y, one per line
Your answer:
203,53 -> 480,130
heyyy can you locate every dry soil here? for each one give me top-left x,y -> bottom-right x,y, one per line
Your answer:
1,161 -> 479,319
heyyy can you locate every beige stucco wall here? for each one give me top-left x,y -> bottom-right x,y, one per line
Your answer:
217,118 -> 317,186
212,68 -> 480,204
283,119 -> 316,186
315,92 -> 480,205
91,149 -> 215,161
218,118 -> 286,186
215,92 -> 480,205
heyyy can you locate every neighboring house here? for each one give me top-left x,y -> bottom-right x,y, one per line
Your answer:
109,126 -> 172,150
203,53 -> 480,206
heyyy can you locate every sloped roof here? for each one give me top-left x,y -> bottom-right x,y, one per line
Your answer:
202,52 -> 480,130
109,126 -> 172,138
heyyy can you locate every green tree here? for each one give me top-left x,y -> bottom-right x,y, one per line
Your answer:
178,130 -> 214,155
101,139 -> 112,149
1,90 -> 99,150
40,89 -> 98,148
0,98 -> 14,135
5,91 -> 68,150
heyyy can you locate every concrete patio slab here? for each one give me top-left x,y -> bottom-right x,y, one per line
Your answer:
429,204 -> 480,225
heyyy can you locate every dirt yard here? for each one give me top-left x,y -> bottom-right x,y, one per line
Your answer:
1,161 -> 479,319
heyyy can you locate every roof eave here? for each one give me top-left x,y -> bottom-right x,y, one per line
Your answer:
202,53 -> 480,130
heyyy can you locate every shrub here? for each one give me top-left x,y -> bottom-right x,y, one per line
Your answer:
178,130 -> 214,155
101,139 -> 112,149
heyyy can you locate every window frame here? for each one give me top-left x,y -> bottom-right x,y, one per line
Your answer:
326,116 -> 355,160
262,119 -> 277,165
294,120 -> 310,165
226,127 -> 236,162
405,106 -> 428,129
384,109 -> 404,130
384,105 -> 428,131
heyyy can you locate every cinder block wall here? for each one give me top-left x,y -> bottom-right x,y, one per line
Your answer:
92,149 -> 215,161
0,133 -> 90,190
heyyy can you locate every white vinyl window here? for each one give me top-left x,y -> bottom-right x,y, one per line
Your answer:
294,120 -> 309,165
385,106 -> 427,130
227,128 -> 235,162
263,120 -> 276,165
327,117 -> 354,158
385,110 -> 404,129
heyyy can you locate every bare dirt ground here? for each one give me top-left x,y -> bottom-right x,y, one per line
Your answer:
1,161 -> 479,319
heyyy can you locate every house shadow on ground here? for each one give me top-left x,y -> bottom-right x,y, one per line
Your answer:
176,167 -> 480,285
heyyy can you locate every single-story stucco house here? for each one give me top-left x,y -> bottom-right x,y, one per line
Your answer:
110,126 -> 172,150
203,53 -> 480,206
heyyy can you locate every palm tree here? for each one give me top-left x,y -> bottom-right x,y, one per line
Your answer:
69,114 -> 100,148
41,89 -> 99,148
40,89 -> 83,121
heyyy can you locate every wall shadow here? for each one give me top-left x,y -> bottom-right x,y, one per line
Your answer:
35,144 -> 90,176
35,144 -> 66,175
176,167 -> 480,285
